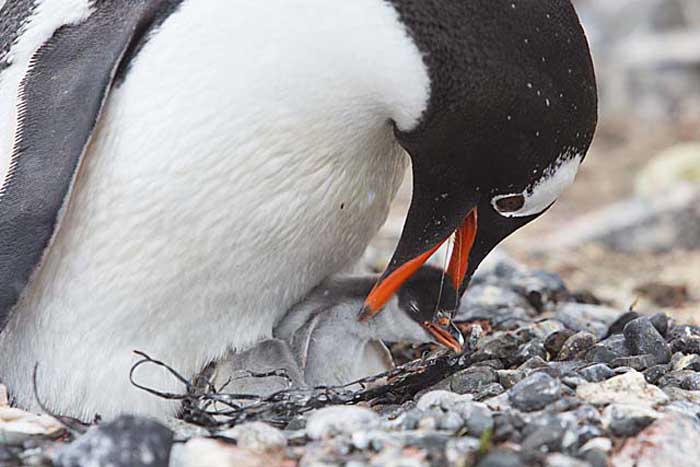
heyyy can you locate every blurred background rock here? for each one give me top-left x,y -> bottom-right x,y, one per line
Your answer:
368,0 -> 700,322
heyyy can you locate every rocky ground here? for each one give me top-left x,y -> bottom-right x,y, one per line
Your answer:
3,259 -> 700,467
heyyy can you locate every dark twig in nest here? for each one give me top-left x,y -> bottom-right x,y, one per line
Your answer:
130,349 -> 473,429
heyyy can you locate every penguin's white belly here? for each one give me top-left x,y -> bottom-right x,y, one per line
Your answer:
0,0 -> 428,419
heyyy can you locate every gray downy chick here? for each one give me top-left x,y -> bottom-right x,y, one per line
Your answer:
208,266 -> 463,395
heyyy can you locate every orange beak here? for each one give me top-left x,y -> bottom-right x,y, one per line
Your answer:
359,209 -> 478,322
421,321 -> 464,353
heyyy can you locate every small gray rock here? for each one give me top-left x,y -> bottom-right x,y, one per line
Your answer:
498,370 -> 527,389
585,335 -> 631,364
643,364 -> 672,384
578,364 -> 615,383
558,332 -> 597,361
624,317 -> 672,364
221,422 -> 287,452
545,330 -> 576,357
474,383 -> 506,401
602,404 -> 659,437
449,367 -> 498,395
53,416 -> 173,467
477,449 -> 527,467
674,354 -> 700,371
610,354 -> 657,371
671,336 -> 700,354
509,373 -> 562,412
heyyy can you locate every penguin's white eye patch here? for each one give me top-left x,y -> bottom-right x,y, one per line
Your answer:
491,154 -> 583,218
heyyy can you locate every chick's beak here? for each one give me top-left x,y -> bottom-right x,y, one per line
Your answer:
359,209 -> 478,322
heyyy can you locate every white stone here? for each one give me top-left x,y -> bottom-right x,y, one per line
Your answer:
306,406 -> 380,440
169,438 -> 280,467
416,390 -> 473,411
612,413 -> 700,467
0,406 -> 63,444
220,422 -> 287,452
577,371 -> 670,407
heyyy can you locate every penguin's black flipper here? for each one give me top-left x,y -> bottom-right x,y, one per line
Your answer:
0,0 -> 170,330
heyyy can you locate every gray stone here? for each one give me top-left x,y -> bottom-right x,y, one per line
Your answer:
498,370 -> 527,389
658,370 -> 700,389
509,373 -> 562,412
477,450 -> 527,467
602,404 -> 660,437
671,335 -> 700,354
474,383 -> 506,402
445,437 -> 481,467
545,330 -> 576,358
513,339 -> 548,366
675,354 -> 700,371
472,334 -> 523,363
521,417 -> 566,452
643,364 -> 672,384
623,317 -> 672,364
53,416 -> 173,467
578,364 -> 615,383
610,354 -> 657,371
585,335 -> 631,364
649,313 -> 671,338
449,367 -> 498,395
606,312 -> 641,337
558,332 -> 597,361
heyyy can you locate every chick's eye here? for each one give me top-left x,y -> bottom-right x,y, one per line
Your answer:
494,194 -> 525,213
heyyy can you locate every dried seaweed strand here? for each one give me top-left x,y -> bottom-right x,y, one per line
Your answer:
130,350 -> 473,429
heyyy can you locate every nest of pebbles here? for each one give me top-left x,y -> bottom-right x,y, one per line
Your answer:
2,260 -> 700,467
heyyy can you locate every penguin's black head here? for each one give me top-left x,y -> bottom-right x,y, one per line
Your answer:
361,0 -> 597,319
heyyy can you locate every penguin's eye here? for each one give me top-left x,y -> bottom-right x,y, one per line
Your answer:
494,194 -> 525,213
408,299 -> 420,314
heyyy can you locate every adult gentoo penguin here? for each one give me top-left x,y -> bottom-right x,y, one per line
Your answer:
0,0 -> 596,419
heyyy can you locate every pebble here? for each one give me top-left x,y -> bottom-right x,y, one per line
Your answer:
509,373 -> 562,412
545,453 -> 591,467
445,437 -> 481,466
643,364 -> 671,384
578,364 -> 616,383
623,317 -> 672,364
576,371 -> 670,407
610,354 -> 657,371
673,354 -> 700,371
671,335 -> 700,354
585,335 -> 631,364
221,422 -> 287,452
545,330 -> 576,357
606,312 -> 641,336
477,449 -> 526,467
449,367 -> 498,395
171,438 -> 278,467
53,416 -> 173,467
602,404 -> 659,437
306,406 -> 380,439
0,407 -> 64,445
558,332 -> 597,361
